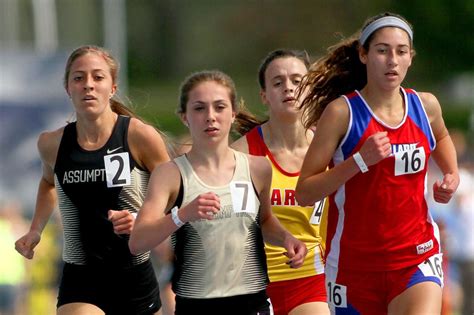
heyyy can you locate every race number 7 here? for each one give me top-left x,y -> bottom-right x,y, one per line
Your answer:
230,181 -> 256,213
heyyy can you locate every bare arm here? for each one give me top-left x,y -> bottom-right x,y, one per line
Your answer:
249,155 -> 307,268
295,98 -> 391,206
128,118 -> 170,172
129,161 -> 221,255
129,162 -> 182,255
295,99 -> 355,205
108,118 -> 171,235
15,130 -> 61,259
420,92 -> 459,203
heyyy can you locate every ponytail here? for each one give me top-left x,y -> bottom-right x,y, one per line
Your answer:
233,103 -> 265,136
299,35 -> 365,129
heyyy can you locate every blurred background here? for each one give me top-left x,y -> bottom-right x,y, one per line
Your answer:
0,0 -> 472,314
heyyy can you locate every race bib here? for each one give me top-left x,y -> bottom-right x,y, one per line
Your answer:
327,281 -> 348,308
418,253 -> 444,283
310,199 -> 326,225
104,152 -> 131,187
394,146 -> 426,176
230,181 -> 256,213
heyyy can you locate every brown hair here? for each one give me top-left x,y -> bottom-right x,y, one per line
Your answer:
177,70 -> 242,114
298,12 -> 414,129
64,45 -> 178,157
64,45 -> 138,118
234,49 -> 311,135
258,49 -> 310,90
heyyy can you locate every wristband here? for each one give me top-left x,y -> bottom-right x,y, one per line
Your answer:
171,206 -> 184,227
353,152 -> 369,173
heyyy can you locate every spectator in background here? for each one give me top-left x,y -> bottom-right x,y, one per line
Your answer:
452,165 -> 474,315
14,45 -> 170,315
151,242 -> 176,315
0,201 -> 27,315
429,129 -> 473,315
26,211 -> 62,315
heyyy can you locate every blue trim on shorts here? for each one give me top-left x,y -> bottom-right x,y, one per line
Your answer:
335,304 -> 360,315
407,269 -> 442,288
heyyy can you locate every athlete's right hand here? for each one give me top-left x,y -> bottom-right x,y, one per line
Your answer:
15,230 -> 41,259
358,131 -> 392,166
180,192 -> 220,222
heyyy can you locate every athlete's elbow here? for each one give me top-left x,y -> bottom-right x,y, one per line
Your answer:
295,179 -> 315,206
128,237 -> 145,256
295,189 -> 314,207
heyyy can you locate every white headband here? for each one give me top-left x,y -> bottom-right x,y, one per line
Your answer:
359,16 -> 413,46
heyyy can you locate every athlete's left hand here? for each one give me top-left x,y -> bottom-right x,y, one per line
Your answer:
433,173 -> 459,204
282,235 -> 308,269
108,209 -> 136,235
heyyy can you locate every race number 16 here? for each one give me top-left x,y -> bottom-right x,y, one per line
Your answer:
418,253 -> 444,283
327,281 -> 347,308
394,146 -> 426,176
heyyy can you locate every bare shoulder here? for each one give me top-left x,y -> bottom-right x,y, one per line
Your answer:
38,126 -> 65,167
418,91 -> 438,104
316,96 -> 350,138
418,91 -> 442,121
324,97 -> 350,120
128,117 -> 165,144
150,161 -> 181,195
247,154 -> 271,179
230,135 -> 249,153
128,117 -> 169,171
150,159 -> 181,190
418,91 -> 448,139
245,154 -> 271,195
155,159 -> 181,176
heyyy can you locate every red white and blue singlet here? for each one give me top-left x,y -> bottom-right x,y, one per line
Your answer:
326,88 -> 439,272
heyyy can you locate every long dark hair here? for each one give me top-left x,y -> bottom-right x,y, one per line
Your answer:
298,12 -> 414,129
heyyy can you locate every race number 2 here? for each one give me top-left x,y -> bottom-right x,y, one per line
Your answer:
230,181 -> 256,213
104,152 -> 131,187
